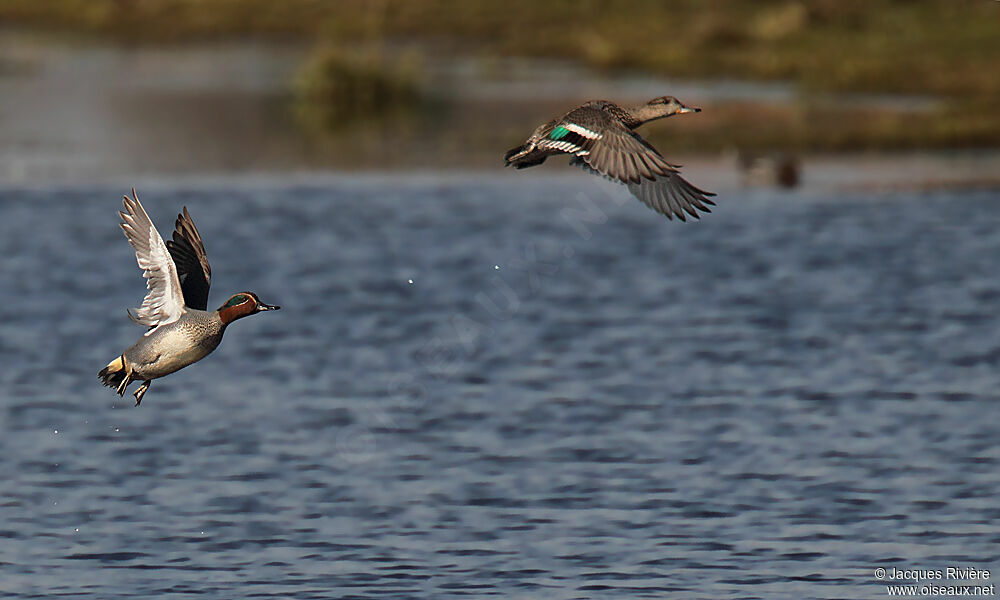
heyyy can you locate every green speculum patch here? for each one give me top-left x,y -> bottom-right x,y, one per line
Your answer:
549,126 -> 570,140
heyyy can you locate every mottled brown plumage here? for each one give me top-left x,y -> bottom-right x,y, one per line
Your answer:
505,96 -> 715,221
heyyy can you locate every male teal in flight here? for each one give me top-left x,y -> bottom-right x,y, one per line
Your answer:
99,189 -> 279,406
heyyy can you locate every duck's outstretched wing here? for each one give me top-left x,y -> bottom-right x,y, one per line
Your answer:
119,189 -> 185,327
536,106 -> 682,184
571,158 -> 716,222
626,174 -> 716,222
166,207 -> 212,311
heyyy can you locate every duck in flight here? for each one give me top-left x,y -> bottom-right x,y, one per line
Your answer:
504,96 -> 715,221
99,189 -> 279,406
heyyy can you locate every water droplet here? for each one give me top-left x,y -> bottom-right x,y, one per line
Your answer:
53,430 -> 58,434
115,428 -> 120,432
494,265 -> 500,270
74,528 -> 79,532
407,279 -> 413,284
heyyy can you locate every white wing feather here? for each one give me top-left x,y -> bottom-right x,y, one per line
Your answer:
119,189 -> 186,328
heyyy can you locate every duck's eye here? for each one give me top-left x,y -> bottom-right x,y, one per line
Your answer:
224,294 -> 249,308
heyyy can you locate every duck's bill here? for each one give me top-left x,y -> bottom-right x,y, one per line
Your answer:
679,106 -> 701,114
257,303 -> 281,311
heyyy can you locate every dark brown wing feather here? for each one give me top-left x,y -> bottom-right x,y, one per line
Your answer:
537,107 -> 681,184
626,174 -> 716,222
571,158 -> 715,221
165,207 -> 212,310
586,125 -> 682,184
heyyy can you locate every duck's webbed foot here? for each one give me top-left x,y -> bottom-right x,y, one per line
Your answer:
134,380 -> 151,406
115,371 -> 132,397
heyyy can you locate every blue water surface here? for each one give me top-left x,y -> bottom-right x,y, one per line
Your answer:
0,177 -> 998,599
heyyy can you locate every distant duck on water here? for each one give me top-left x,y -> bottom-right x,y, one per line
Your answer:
99,189 -> 280,406
504,96 -> 715,221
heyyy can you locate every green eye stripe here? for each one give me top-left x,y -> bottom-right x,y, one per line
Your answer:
223,294 -> 249,308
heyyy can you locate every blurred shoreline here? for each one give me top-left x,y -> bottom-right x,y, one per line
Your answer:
0,29 -> 998,189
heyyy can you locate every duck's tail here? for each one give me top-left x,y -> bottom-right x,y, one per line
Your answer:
504,144 -> 528,166
504,143 -> 547,169
98,355 -> 131,396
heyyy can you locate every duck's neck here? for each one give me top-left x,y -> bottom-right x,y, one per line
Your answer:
624,104 -> 671,128
218,303 -> 254,325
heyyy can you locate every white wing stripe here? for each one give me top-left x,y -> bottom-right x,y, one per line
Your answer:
564,123 -> 602,139
543,140 -> 583,153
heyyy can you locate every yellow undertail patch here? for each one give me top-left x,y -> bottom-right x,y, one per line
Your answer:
99,354 -> 132,394
104,355 -> 125,373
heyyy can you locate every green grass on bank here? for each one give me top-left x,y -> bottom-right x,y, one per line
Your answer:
293,47 -> 422,126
